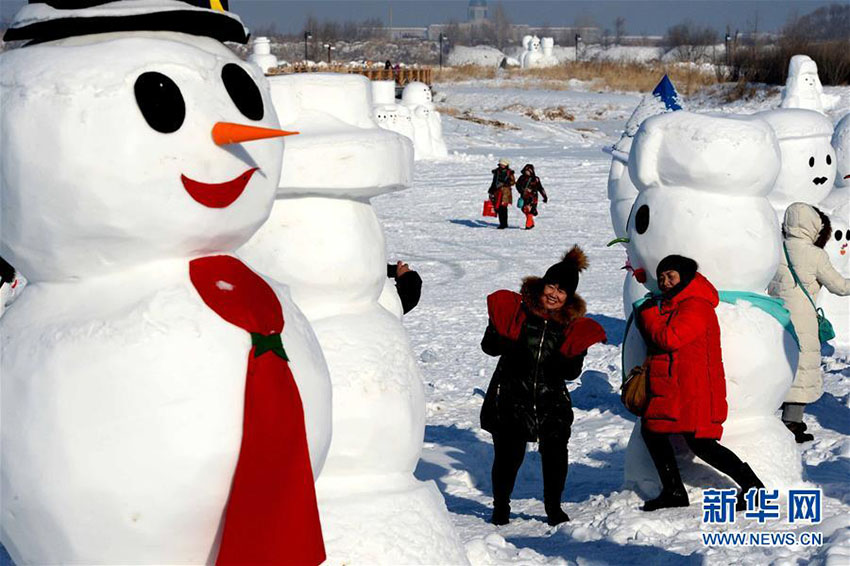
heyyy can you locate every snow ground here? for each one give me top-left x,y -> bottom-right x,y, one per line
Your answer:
375,81 -> 850,565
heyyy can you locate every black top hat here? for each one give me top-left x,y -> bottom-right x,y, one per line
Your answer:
4,0 -> 249,45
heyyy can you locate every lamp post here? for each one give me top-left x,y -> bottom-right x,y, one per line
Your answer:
724,33 -> 731,67
323,43 -> 335,64
439,33 -> 447,70
304,31 -> 312,62
575,33 -> 581,62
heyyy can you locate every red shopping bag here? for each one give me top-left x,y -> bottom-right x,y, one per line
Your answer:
482,199 -> 497,217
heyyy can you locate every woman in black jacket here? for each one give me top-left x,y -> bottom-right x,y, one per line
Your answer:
515,164 -> 548,230
481,247 -> 606,526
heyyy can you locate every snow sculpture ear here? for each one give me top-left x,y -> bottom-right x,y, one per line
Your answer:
629,111 -> 781,196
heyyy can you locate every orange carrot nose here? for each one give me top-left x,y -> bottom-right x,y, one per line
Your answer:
212,122 -> 298,146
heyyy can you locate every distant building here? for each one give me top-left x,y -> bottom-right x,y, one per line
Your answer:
468,0 -> 488,23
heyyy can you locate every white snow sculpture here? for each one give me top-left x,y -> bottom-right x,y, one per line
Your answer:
0,2 -> 331,565
520,34 -> 543,68
371,79 -> 414,143
780,54 -> 826,113
621,112 -> 802,494
757,109 -> 836,216
247,36 -> 278,74
817,202 -> 850,355
401,81 -> 447,159
606,75 -> 683,317
239,73 -> 468,565
820,113 -> 850,212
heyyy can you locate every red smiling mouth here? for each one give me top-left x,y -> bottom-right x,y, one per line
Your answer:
181,168 -> 259,208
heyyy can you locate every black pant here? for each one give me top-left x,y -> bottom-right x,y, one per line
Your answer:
641,426 -> 747,488
491,432 -> 568,509
497,205 -> 508,228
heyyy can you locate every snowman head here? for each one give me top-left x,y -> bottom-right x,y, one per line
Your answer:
758,109 -> 836,208
824,203 -> 850,270
374,109 -> 388,124
833,113 -> 850,188
401,81 -> 432,107
529,36 -> 541,52
623,111 -> 782,293
1,2 -> 289,282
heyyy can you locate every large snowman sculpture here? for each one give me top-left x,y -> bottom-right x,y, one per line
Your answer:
238,73 -> 468,565
401,80 -> 448,160
0,1 -> 331,564
606,75 -> 683,317
757,108 -> 836,217
620,112 -> 802,494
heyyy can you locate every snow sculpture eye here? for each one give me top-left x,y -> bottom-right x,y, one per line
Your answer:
635,205 -> 650,235
221,63 -> 264,121
134,72 -> 186,134
846,230 -> 850,240
809,156 -> 815,167
836,230 -> 843,241
826,154 -> 832,165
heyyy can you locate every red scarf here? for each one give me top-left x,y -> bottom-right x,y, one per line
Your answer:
189,255 -> 325,566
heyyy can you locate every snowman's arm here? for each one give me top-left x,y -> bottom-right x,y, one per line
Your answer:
639,300 -> 710,352
816,251 -> 850,296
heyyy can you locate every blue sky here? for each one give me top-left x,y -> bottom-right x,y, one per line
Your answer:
2,1 -> 843,36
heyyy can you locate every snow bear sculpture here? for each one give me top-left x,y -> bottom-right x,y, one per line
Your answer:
621,112 -> 802,495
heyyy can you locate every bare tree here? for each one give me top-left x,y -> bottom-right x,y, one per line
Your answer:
614,17 -> 626,45
664,20 -> 719,62
490,2 -> 512,50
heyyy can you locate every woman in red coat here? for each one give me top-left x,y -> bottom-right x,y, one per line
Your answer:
636,255 -> 764,512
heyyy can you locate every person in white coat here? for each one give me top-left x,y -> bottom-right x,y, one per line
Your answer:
768,202 -> 850,442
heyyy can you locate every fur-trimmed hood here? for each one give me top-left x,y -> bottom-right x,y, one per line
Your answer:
520,276 -> 587,325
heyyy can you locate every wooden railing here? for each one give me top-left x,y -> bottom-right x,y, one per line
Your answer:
268,64 -> 432,86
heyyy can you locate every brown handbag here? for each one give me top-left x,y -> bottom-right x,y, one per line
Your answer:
620,362 -> 649,416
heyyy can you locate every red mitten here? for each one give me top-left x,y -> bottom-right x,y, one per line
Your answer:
487,290 -> 525,340
560,317 -> 607,358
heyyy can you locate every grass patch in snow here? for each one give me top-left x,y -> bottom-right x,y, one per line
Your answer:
436,61 -> 720,95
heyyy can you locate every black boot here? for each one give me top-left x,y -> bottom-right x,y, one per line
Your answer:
544,501 -> 570,526
490,502 -> 510,525
784,421 -> 814,443
734,463 -> 765,511
642,461 -> 689,512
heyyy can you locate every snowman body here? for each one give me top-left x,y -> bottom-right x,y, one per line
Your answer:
757,109 -> 836,217
817,202 -> 850,356
621,112 -> 802,494
247,36 -> 278,73
0,29 -> 331,564
521,35 -> 543,68
401,81 -> 447,159
372,80 -> 415,143
820,113 -> 850,212
239,73 -> 467,564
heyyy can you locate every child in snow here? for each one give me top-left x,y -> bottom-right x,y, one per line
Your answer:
636,255 -> 764,512
515,164 -> 548,230
769,203 -> 850,442
488,158 -> 515,229
480,247 -> 606,525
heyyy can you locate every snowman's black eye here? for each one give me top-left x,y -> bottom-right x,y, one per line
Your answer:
635,204 -> 650,234
221,64 -> 264,121
846,229 -> 850,240
134,72 -> 185,133
826,154 -> 832,165
837,230 -> 843,241
809,156 -> 815,167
